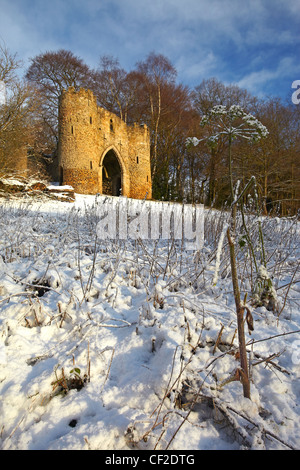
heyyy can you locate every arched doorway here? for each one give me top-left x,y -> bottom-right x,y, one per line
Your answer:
101,149 -> 122,196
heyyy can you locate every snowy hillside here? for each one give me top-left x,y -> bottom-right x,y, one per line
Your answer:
0,194 -> 299,450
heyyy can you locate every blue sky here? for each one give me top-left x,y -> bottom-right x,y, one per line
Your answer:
0,0 -> 299,101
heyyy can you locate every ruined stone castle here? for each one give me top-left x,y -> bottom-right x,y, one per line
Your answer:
58,87 -> 152,199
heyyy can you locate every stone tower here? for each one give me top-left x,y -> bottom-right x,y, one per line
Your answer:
58,87 -> 152,199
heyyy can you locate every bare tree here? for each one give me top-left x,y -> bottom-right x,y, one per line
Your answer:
136,53 -> 177,181
26,49 -> 93,147
0,41 -> 22,84
0,43 -> 40,177
93,55 -> 142,124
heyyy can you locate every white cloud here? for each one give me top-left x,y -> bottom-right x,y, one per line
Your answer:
0,0 -> 298,98
236,57 -> 298,97
176,51 -> 219,84
0,1 -> 69,65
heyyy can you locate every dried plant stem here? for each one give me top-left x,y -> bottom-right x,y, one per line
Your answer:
100,347 -> 115,393
277,261 -> 300,319
213,323 -> 224,355
227,226 -> 251,399
219,401 -> 296,450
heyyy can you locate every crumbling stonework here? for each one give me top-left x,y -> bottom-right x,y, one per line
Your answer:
58,87 -> 152,199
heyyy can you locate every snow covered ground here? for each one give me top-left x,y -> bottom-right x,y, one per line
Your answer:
0,194 -> 299,450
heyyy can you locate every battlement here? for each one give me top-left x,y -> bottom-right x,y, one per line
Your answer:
60,86 -> 97,104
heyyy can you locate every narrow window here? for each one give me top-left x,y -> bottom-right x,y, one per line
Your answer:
90,116 -> 93,124
71,125 -> 74,134
60,166 -> 64,185
147,175 -> 148,182
90,161 -> 93,170
110,119 -> 113,132
136,156 -> 139,164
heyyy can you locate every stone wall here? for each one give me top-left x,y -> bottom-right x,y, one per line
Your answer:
58,87 -> 152,199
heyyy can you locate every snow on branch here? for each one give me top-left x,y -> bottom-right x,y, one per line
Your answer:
187,104 -> 268,148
